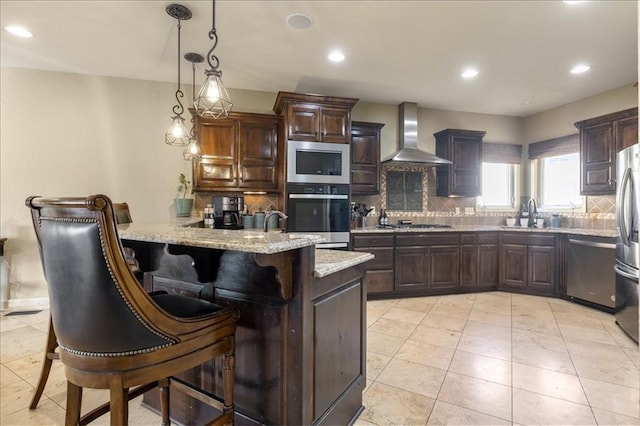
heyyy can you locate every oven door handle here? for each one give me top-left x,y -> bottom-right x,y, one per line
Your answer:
288,194 -> 349,200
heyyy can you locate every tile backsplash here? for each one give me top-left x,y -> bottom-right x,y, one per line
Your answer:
194,192 -> 282,216
352,165 -> 616,230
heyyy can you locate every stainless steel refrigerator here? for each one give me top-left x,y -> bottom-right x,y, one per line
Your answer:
615,143 -> 639,342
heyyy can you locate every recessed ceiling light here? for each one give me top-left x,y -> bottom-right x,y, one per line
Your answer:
328,50 -> 345,63
520,100 -> 532,106
461,68 -> 478,79
563,1 -> 584,4
571,64 -> 590,74
286,13 -> 312,29
4,25 -> 33,38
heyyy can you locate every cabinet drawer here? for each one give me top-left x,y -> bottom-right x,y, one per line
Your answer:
396,233 -> 459,247
460,233 -> 477,244
478,232 -> 498,244
352,234 -> 394,248
365,271 -> 394,294
501,233 -> 555,246
363,247 -> 394,270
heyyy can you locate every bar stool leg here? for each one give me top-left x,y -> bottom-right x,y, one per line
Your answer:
30,318 -> 58,409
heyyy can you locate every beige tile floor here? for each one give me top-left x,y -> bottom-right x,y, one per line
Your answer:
1,292 -> 639,425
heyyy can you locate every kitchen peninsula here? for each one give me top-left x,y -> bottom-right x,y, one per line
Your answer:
117,223 -> 373,425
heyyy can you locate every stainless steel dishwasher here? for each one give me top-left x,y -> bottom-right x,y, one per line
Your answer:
567,234 -> 616,311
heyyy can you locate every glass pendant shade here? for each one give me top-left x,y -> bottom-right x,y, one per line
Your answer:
183,138 -> 200,160
195,70 -> 232,119
165,116 -> 189,146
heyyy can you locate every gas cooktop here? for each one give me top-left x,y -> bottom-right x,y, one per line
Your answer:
376,223 -> 452,229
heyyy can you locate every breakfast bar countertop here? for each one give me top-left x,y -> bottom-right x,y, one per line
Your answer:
118,223 -> 326,254
315,249 -> 374,278
350,225 -> 616,239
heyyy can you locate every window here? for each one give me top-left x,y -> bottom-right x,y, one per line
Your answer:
477,163 -> 519,210
532,152 -> 584,211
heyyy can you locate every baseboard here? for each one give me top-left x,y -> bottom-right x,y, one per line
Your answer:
1,297 -> 49,312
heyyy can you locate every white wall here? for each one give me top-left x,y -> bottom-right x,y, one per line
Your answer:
524,84 -> 637,143
0,68 -> 275,304
352,102 -> 524,160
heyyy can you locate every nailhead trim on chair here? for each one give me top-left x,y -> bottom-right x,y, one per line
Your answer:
40,217 -> 177,357
58,342 -> 173,357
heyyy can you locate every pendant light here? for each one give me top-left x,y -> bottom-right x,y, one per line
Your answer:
194,0 -> 232,119
165,4 -> 192,147
183,52 -> 204,161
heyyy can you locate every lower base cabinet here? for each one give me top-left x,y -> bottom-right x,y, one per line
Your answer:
353,231 -> 560,299
351,234 -> 394,294
498,233 -> 558,296
352,231 -> 499,298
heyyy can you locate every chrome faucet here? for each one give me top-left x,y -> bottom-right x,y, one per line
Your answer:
264,210 -> 288,232
527,198 -> 537,228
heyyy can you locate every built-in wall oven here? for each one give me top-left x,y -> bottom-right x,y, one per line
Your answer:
287,183 -> 350,249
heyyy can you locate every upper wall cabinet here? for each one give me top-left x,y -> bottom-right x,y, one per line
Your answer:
351,121 -> 385,195
273,92 -> 359,144
574,107 -> 638,195
193,111 -> 283,192
434,129 -> 486,197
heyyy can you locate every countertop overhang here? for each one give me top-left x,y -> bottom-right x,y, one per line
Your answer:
118,223 -> 326,254
315,249 -> 374,278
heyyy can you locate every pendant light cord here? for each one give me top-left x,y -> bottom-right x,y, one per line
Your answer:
206,0 -> 220,71
173,19 -> 185,117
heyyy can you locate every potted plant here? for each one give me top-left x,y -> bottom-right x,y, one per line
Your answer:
174,173 -> 193,217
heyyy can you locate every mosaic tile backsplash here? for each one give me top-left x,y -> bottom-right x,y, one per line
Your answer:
353,165 -> 616,230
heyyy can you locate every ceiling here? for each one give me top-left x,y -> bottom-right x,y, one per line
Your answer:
1,1 -> 637,117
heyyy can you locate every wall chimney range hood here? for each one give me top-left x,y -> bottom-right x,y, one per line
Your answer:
381,102 -> 452,166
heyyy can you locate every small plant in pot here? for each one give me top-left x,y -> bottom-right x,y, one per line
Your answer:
174,173 -> 194,217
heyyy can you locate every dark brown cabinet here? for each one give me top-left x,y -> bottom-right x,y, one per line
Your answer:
193,111 -> 282,192
477,233 -> 499,287
498,233 -> 557,296
459,234 -> 477,288
354,231 -> 500,298
460,232 -> 498,289
434,129 -> 486,197
273,92 -> 358,144
575,107 -> 638,195
395,234 -> 460,294
351,121 -> 384,195
351,234 -> 394,294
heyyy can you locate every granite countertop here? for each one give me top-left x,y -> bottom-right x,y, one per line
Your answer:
315,249 -> 374,278
351,225 -> 616,239
118,223 -> 326,254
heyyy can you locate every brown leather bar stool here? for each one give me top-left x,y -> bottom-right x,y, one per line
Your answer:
26,194 -> 239,425
29,202 -> 142,411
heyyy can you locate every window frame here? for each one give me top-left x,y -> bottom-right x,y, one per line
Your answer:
476,162 -> 520,211
531,153 -> 586,213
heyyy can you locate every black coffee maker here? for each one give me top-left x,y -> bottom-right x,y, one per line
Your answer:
213,196 -> 244,229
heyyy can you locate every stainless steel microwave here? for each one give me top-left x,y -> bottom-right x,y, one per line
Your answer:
287,140 -> 350,184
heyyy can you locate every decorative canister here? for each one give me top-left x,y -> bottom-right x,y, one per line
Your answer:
551,214 -> 560,228
254,212 -> 266,229
242,215 -> 254,229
